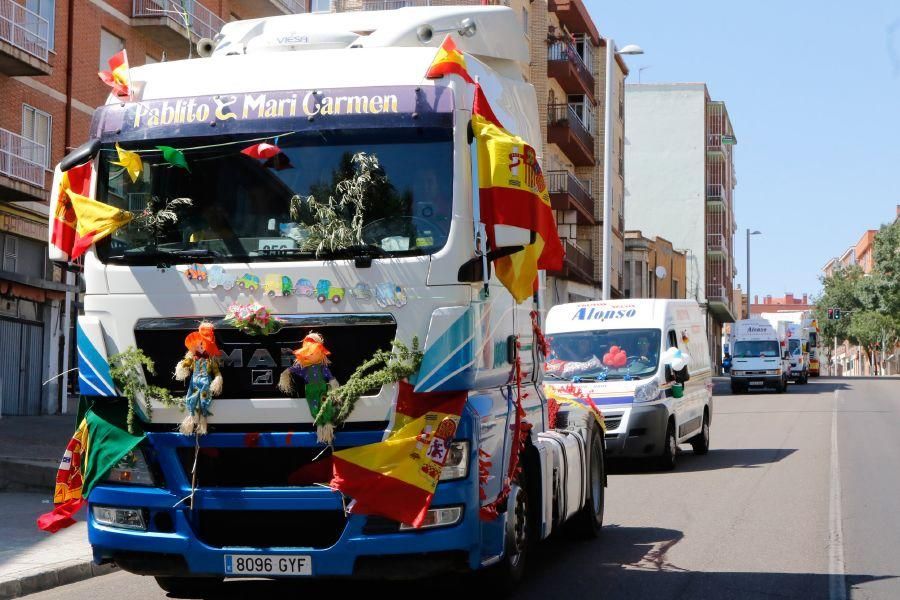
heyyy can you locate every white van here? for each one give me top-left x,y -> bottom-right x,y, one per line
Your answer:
544,299 -> 713,470
729,319 -> 790,393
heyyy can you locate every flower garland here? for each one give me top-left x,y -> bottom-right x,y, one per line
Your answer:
224,301 -> 284,336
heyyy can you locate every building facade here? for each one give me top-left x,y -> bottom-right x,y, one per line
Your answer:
749,292 -> 812,317
623,83 -> 738,367
623,230 -> 686,299
0,0 -> 306,415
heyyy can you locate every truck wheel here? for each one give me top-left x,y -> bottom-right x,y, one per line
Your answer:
154,576 -> 223,596
777,377 -> 787,393
486,475 -> 532,589
569,421 -> 605,538
657,419 -> 677,471
690,410 -> 710,455
730,382 -> 742,394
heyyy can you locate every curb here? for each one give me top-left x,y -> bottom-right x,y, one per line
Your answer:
0,561 -> 117,600
0,459 -> 58,493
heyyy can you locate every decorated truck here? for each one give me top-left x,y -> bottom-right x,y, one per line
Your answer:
41,6 -> 607,593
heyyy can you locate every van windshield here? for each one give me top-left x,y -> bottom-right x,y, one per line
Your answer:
545,329 -> 661,381
788,339 -> 802,356
734,340 -> 780,358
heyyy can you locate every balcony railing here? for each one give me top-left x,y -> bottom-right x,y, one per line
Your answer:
547,103 -> 594,166
0,128 -> 46,189
547,40 -> 595,101
547,170 -> 594,223
706,183 -> 725,204
271,0 -> 307,12
706,233 -> 726,254
132,0 -> 225,42
550,239 -> 595,284
706,284 -> 728,303
0,0 -> 50,63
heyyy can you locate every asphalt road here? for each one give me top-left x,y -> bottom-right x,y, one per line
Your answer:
26,376 -> 900,599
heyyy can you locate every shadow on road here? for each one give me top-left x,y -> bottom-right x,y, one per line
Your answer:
154,524 -> 895,599
713,376 -> 855,396
608,448 -> 798,475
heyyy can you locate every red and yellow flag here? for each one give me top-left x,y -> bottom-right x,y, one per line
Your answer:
331,382 -> 467,527
425,34 -> 475,84
472,84 -> 564,302
67,189 -> 133,259
98,49 -> 130,98
51,161 -> 93,259
38,418 -> 89,533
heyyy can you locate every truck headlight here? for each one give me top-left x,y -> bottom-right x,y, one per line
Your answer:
439,441 -> 469,481
634,378 -> 659,403
104,449 -> 154,486
92,506 -> 147,530
399,506 -> 463,530
731,370 -> 743,376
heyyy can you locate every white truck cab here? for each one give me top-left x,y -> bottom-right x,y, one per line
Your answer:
544,300 -> 713,470
729,319 -> 790,393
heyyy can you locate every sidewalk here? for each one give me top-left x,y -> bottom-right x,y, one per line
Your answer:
0,493 -> 115,599
0,416 -> 116,598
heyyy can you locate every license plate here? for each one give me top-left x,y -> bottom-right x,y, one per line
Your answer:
749,381 -> 764,386
224,554 -> 311,576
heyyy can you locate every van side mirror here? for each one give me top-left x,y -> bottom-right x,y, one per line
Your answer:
674,367 -> 690,384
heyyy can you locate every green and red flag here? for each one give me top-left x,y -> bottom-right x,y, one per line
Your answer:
330,382 -> 466,527
38,402 -> 145,533
472,84 -> 564,302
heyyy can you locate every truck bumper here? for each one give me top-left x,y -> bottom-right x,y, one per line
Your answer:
731,375 -> 783,389
88,429 -> 486,579
602,403 -> 669,458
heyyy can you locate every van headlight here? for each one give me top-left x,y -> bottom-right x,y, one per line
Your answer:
439,441 -> 469,481
104,449 -> 155,486
634,378 -> 660,403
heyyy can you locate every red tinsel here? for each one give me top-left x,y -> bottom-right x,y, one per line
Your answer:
480,336 -> 533,521
530,310 -> 551,358
547,397 -> 560,429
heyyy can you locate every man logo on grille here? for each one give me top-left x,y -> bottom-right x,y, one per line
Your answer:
252,370 -> 274,386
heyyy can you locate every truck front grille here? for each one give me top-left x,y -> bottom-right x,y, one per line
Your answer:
176,446 -> 335,487
134,314 -> 396,399
194,510 -> 347,549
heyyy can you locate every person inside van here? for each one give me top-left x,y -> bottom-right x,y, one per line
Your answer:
634,335 -> 657,365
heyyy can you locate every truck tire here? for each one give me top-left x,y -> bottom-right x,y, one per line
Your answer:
657,419 -> 677,471
689,409 -> 710,455
569,421 -> 605,538
730,382 -> 742,394
154,576 -> 223,596
776,377 -> 787,393
485,473 -> 532,589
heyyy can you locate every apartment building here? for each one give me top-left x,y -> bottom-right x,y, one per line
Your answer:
0,0 -> 307,415
623,230 -> 686,299
624,83 -> 738,366
749,292 -> 812,317
331,0 -> 629,304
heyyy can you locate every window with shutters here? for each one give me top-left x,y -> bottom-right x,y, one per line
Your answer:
21,105 -> 50,168
99,29 -> 124,71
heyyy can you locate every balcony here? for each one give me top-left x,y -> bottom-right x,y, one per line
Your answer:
547,41 -> 595,103
547,103 -> 595,166
706,233 -> 726,255
332,0 -> 509,11
0,0 -> 51,76
706,284 -> 728,303
547,170 -> 595,224
132,0 -> 225,50
706,183 -> 725,207
0,128 -> 46,201
548,0 -> 599,45
549,240 -> 595,284
230,0 -> 307,15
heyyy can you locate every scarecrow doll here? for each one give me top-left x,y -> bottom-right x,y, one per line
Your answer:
175,322 -> 223,435
279,332 -> 338,443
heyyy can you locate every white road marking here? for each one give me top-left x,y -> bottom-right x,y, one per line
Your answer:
829,388 -> 847,600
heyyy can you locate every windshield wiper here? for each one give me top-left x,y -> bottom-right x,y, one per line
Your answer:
114,247 -> 222,266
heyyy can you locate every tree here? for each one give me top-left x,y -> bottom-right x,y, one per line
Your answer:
871,219 -> 900,318
812,265 -> 866,342
847,311 -> 899,375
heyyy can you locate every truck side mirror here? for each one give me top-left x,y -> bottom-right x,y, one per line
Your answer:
60,138 -> 100,172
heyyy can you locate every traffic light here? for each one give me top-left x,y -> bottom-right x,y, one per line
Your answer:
834,308 -> 841,320
827,308 -> 834,320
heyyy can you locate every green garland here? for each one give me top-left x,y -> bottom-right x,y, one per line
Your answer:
108,347 -> 182,433
315,338 -> 422,430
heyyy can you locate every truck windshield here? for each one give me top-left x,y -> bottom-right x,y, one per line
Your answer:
734,341 -> 780,358
545,329 -> 662,381
788,339 -> 802,356
96,127 -> 453,264
808,332 -> 817,348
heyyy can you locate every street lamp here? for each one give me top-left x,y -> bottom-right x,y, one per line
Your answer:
746,229 -> 761,318
602,41 -> 644,300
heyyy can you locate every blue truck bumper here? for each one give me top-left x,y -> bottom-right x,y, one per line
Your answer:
88,425 -> 494,578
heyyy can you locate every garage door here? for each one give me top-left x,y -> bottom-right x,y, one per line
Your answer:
0,318 -> 44,416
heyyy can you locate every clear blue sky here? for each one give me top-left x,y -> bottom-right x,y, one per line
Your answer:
587,0 -> 900,300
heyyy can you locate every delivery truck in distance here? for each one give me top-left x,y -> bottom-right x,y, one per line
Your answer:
729,319 -> 791,393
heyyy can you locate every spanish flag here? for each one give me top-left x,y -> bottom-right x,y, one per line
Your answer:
472,84 -> 564,302
38,402 -> 145,532
51,161 -> 92,259
331,383 -> 467,527
98,49 -> 130,98
425,35 -> 475,84
67,189 -> 133,259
